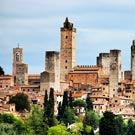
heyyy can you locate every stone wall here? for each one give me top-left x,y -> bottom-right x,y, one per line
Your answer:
109,49 -> 122,97
131,39 -> 135,80
60,18 -> 76,88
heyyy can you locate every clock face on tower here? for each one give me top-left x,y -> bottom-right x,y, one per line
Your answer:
110,63 -> 117,70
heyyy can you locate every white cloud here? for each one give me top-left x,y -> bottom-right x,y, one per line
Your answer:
0,0 -> 135,74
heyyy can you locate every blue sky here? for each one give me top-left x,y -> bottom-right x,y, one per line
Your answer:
1,0 -> 135,74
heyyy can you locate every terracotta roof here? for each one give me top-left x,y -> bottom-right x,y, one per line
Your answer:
0,75 -> 13,79
91,95 -> 108,98
72,93 -> 84,98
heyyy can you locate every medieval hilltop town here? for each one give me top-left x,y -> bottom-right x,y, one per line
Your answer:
0,18 -> 135,119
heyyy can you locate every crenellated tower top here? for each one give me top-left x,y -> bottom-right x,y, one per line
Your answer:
61,17 -> 76,32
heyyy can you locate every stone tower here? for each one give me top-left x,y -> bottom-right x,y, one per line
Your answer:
97,53 -> 110,76
40,51 -> 60,92
60,18 -> 76,89
13,46 -> 23,76
131,39 -> 135,80
12,46 -> 28,86
109,49 -> 122,97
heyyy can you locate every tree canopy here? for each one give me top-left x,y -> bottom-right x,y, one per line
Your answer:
9,93 -> 30,112
86,94 -> 93,111
0,66 -> 4,75
83,110 -> 99,130
99,111 -> 117,135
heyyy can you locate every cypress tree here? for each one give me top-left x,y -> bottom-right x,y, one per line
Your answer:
43,88 -> 55,127
86,94 -> 93,111
44,90 -> 48,108
61,91 -> 69,115
69,91 -> 73,108
99,111 -> 117,135
57,102 -> 62,121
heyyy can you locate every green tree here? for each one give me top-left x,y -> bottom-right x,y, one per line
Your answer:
0,66 -> 4,75
73,99 -> 86,114
44,88 -> 56,127
61,106 -> 75,126
9,93 -> 30,112
61,91 -> 69,115
0,123 -> 17,135
115,115 -> 126,135
99,111 -> 117,135
70,122 -> 95,135
44,90 -> 48,108
0,113 -> 26,135
27,105 -> 47,135
0,113 -> 17,124
126,119 -> 135,135
69,91 -> 73,108
47,124 -> 71,135
86,94 -> 93,111
57,101 -> 62,121
83,110 -> 99,130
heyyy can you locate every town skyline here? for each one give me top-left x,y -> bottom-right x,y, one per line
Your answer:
1,0 -> 135,74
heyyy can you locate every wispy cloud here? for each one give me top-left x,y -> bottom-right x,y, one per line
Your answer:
0,0 -> 135,73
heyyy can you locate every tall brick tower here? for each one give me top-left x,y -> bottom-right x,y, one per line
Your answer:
13,45 -> 28,86
131,39 -> 135,80
109,49 -> 122,97
60,18 -> 76,89
13,46 -> 23,76
40,51 -> 60,92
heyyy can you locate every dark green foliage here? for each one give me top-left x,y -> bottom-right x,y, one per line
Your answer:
0,113 -> 26,135
126,119 -> 135,135
99,111 -> 117,135
61,106 -> 75,126
115,115 -> 126,135
44,90 -> 48,108
9,93 -> 30,112
27,105 -> 47,135
83,111 -> 99,130
57,102 -> 62,121
73,99 -> 86,108
0,66 -> 4,75
82,125 -> 95,135
61,91 -> 69,115
73,99 -> 86,114
0,123 -> 17,135
0,113 -> 17,124
44,88 -> 55,127
86,94 -> 93,111
69,91 -> 73,108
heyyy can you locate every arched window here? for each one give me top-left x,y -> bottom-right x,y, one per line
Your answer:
16,52 -> 20,61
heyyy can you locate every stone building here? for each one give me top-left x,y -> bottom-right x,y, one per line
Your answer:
68,65 -> 102,91
97,49 -> 122,97
40,51 -> 60,92
124,71 -> 131,81
97,53 -> 110,76
60,17 -> 76,90
0,75 -> 14,89
131,39 -> 135,80
109,49 -> 122,97
12,46 -> 28,86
